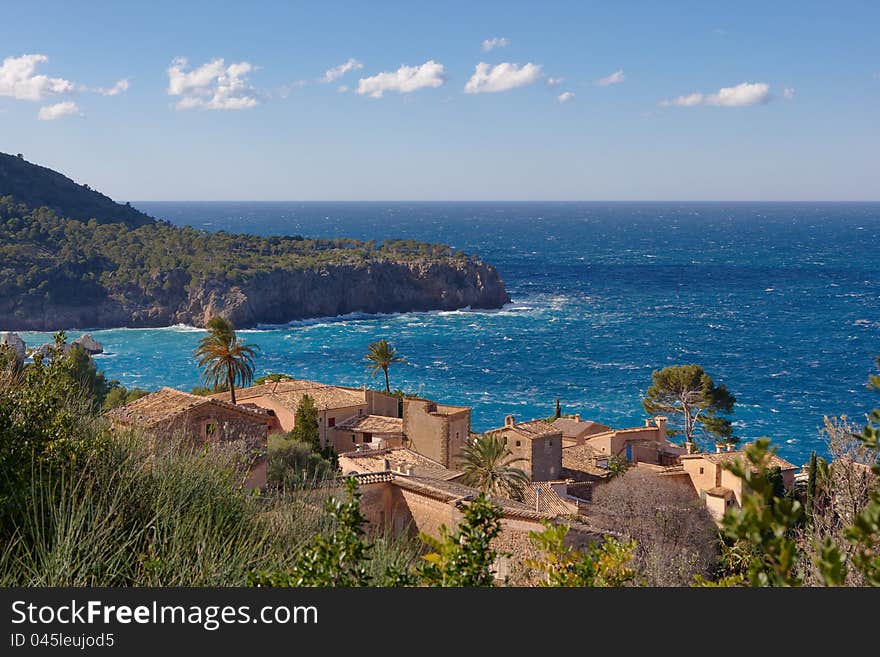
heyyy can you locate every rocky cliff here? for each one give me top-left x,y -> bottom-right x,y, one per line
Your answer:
1,258 -> 510,330
0,154 -> 511,331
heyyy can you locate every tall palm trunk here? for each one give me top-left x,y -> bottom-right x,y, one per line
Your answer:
228,366 -> 237,404
383,366 -> 390,394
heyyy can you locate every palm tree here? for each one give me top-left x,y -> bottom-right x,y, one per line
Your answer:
193,316 -> 258,405
459,433 -> 530,502
365,339 -> 405,394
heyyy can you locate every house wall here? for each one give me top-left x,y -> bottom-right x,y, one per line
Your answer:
403,400 -> 470,468
529,434 -> 562,482
681,457 -> 718,495
181,406 -> 268,451
495,427 -> 533,478
317,404 -> 365,447
720,468 -> 746,506
239,396 -> 296,434
705,495 -> 729,523
365,390 -> 400,418
444,410 -> 470,468
585,425 -> 667,462
393,487 -> 458,539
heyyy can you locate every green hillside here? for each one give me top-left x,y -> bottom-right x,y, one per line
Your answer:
0,152 -> 154,228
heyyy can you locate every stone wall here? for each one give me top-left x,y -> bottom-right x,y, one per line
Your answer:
403,399 -> 471,468
153,405 -> 268,452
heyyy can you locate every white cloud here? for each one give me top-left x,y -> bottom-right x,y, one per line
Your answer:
337,85 -> 349,93
557,91 -> 574,104
167,57 -> 258,110
322,58 -> 363,83
481,37 -> 509,52
545,77 -> 564,88
783,87 -> 795,100
660,81 -> 772,108
705,82 -> 770,107
356,60 -> 446,98
464,62 -> 542,94
660,92 -> 704,107
38,101 -> 79,120
0,54 -> 75,101
99,78 -> 129,96
596,69 -> 625,86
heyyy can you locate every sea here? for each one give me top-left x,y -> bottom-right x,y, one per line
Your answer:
15,201 -> 880,465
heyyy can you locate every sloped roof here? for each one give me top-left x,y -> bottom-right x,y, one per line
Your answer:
681,449 -> 797,471
108,387 -> 271,426
336,414 -> 404,434
522,482 -> 581,516
550,417 -> 610,437
340,447 -> 461,481
490,418 -> 560,440
705,486 -> 735,498
561,443 -> 611,479
212,378 -> 366,411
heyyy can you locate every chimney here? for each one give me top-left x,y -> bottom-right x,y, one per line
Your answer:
504,414 -> 515,428
645,418 -> 652,428
685,442 -> 696,455
574,414 -> 580,421
715,445 -> 722,454
726,443 -> 733,452
655,416 -> 667,442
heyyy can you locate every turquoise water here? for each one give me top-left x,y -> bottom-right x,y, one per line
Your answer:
17,201 -> 880,464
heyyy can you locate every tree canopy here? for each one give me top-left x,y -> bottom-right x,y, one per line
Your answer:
642,364 -> 736,448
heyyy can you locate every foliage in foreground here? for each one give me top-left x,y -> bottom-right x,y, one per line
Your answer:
418,495 -> 503,587
527,523 -> 638,587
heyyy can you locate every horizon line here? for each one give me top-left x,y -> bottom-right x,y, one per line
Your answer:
131,199 -> 880,204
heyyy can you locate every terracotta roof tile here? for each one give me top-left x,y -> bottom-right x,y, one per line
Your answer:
336,414 -> 403,434
108,387 -> 271,426
212,378 -> 366,411
550,418 -> 610,437
339,447 -> 461,480
522,482 -> 581,516
681,449 -> 798,471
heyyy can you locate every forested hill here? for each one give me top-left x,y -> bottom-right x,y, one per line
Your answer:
0,152 -> 154,228
0,159 -> 510,331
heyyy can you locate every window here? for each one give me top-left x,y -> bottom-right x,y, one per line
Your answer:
363,432 -> 373,443
328,417 -> 336,427
515,440 -> 521,447
699,467 -> 704,475
352,435 -> 356,443
204,422 -> 216,438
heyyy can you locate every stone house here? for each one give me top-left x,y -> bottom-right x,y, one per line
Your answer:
107,387 -> 272,451
338,446 -> 461,481
582,417 -> 682,466
486,416 -> 563,482
402,398 -> 470,468
330,414 -> 405,453
351,470 -> 602,582
551,415 -> 611,446
211,378 -> 399,448
680,448 -> 798,522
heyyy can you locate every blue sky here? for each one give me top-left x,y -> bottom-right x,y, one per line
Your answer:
1,0 -> 877,201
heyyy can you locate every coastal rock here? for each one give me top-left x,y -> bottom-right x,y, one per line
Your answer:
0,258 -> 511,330
72,333 -> 103,354
32,343 -> 53,358
0,332 -> 26,362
